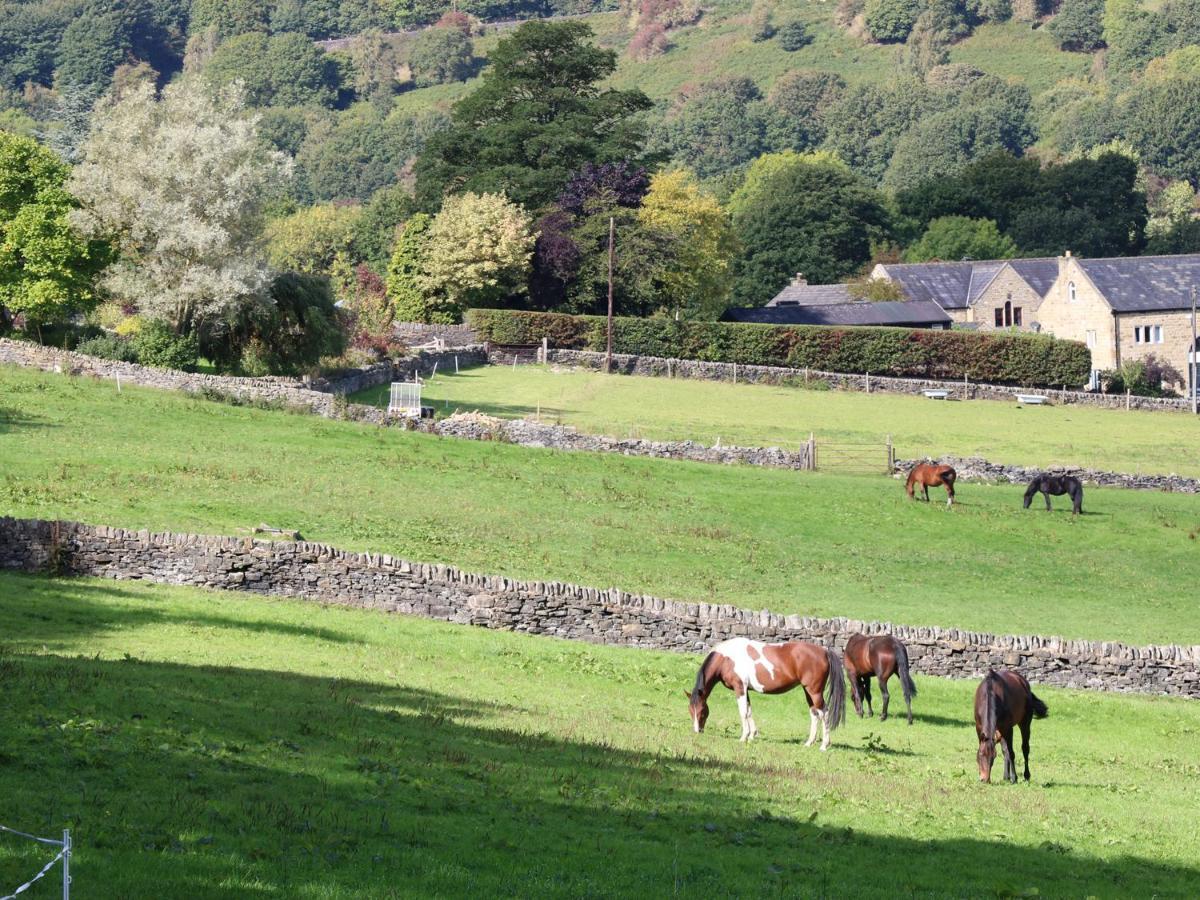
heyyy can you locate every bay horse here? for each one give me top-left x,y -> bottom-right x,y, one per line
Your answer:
906,462 -> 956,507
974,669 -> 1049,783
842,634 -> 917,725
684,638 -> 846,750
1023,473 -> 1083,515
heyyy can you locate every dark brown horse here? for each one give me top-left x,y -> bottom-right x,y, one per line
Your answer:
1024,474 -> 1084,516
906,462 -> 957,507
974,669 -> 1049,783
685,638 -> 846,750
842,634 -> 917,725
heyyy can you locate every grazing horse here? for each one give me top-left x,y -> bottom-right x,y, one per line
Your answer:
1023,474 -> 1084,515
974,669 -> 1049,783
842,634 -> 918,725
684,638 -> 846,750
906,462 -> 957,507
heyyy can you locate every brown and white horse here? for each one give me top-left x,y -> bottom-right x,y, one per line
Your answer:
684,638 -> 846,750
842,633 -> 918,725
974,669 -> 1049,783
906,462 -> 957,507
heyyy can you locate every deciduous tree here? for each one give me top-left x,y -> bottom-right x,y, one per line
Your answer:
903,215 -> 1017,261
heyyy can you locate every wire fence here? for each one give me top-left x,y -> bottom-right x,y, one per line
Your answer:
0,825 -> 70,899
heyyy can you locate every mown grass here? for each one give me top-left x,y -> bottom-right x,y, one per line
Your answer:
4,365 -> 1200,645
0,573 -> 1197,898
354,364 -> 1200,478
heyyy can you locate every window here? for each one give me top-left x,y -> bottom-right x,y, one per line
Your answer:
1068,281 -> 1077,302
1134,325 -> 1164,344
1013,307 -> 1023,327
1153,324 -> 1163,343
994,308 -> 1004,327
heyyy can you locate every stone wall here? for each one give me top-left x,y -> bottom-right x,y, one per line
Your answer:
536,348 -> 1196,412
0,338 -> 487,417
393,321 -> 479,348
896,456 -> 1200,494
2,517 -> 1196,698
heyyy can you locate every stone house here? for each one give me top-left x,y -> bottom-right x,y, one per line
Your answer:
1036,252 -> 1200,392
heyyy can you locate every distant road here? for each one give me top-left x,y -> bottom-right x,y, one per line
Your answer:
313,12 -> 596,51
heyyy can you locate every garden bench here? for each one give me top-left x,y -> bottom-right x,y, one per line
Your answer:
1015,393 -> 1048,405
922,390 -> 951,400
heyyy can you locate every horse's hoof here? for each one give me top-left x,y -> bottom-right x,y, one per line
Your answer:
880,714 -> 888,722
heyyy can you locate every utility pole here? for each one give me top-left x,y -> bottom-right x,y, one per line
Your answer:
606,215 -> 615,375
1192,285 -> 1197,414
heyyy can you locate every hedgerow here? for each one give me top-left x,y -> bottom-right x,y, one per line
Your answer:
466,309 -> 1093,387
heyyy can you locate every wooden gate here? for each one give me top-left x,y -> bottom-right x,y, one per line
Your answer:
812,436 -> 894,474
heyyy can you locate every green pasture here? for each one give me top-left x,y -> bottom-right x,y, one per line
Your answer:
0,573 -> 1197,897
4,366 -> 1200,645
354,363 -> 1200,478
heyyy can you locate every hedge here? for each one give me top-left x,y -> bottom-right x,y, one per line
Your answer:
465,309 -> 1094,388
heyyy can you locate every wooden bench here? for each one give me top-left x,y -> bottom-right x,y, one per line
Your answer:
1015,393 -> 1048,405
922,390 -> 951,400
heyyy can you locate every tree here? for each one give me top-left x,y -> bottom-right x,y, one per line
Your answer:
188,0 -> 271,40
821,78 -> 935,182
386,213 -> 438,322
865,0 -> 922,42
264,203 -> 364,276
408,25 -> 474,87
764,72 -> 846,152
414,21 -> 652,210
70,79 -> 290,336
0,132 -> 108,330
637,169 -> 737,320
1102,0 -> 1167,74
730,155 -> 889,306
418,192 -> 536,318
903,216 -> 1018,261
204,32 -> 343,108
354,183 -> 417,273
777,21 -> 812,51
653,77 -> 771,179
1050,0 -> 1106,51
1121,74 -> 1200,184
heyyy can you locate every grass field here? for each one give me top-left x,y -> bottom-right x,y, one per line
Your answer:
4,366 -> 1200,645
1,573 -> 1197,897
352,364 -> 1200,478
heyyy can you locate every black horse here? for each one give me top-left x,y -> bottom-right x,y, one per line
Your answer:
1023,474 -> 1083,515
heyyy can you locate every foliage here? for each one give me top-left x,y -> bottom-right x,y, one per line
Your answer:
418,191 -> 536,318
777,20 -> 812,51
132,318 -> 199,369
408,25 -> 475,87
466,308 -> 1093,386
386,212 -> 437,322
628,22 -> 671,61
865,0 -> 922,42
903,215 -> 1018,261
729,153 -> 888,306
54,0 -> 187,94
414,21 -> 652,210
1121,74 -> 1200,185
204,31 -> 344,108
1049,0 -> 1105,51
846,275 -> 905,300
74,332 -> 138,362
0,131 -> 108,328
1101,0 -> 1167,74
653,77 -> 773,179
1102,354 -> 1185,397
636,169 -> 737,320
765,71 -> 846,152
69,79 -> 288,336
264,203 -> 364,276
354,183 -> 417,273
820,78 -> 936,182
749,0 -> 776,42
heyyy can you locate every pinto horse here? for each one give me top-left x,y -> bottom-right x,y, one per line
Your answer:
906,462 -> 957,507
974,669 -> 1049,783
1023,473 -> 1084,515
842,634 -> 918,725
685,638 -> 846,750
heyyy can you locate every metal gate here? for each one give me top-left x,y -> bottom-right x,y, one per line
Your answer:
812,437 -> 895,474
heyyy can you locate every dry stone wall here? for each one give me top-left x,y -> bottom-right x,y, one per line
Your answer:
538,349 -> 1196,413
896,457 -> 1200,494
2,518 -> 1196,699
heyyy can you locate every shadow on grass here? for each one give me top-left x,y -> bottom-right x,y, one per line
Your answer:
1,647 -> 1196,899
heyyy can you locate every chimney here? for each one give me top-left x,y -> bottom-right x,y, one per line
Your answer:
791,272 -> 808,287
1058,250 -> 1073,277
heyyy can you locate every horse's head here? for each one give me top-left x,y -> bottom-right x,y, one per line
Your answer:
977,734 -> 997,782
683,689 -> 709,733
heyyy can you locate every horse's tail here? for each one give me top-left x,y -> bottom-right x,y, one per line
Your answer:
894,639 -> 917,703
940,467 -> 956,486
824,648 -> 846,731
1029,690 -> 1049,720
905,467 -> 917,497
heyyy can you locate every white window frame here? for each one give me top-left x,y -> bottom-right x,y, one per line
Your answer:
1068,281 -> 1077,302
1153,324 -> 1163,343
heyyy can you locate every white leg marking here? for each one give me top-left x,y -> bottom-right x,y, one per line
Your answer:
805,708 -> 819,747
737,693 -> 750,742
819,709 -> 830,751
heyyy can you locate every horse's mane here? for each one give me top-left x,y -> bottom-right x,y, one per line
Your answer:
692,652 -> 718,698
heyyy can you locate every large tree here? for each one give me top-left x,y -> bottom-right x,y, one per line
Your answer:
413,21 -> 652,211
730,155 -> 889,306
903,216 -> 1018,262
652,77 -> 771,179
0,132 -> 108,331
204,31 -> 343,108
70,79 -> 289,336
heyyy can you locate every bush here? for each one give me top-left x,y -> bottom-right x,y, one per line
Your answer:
75,334 -> 139,363
777,21 -> 812,51
133,321 -> 199,371
466,309 -> 1093,387
1101,355 -> 1184,397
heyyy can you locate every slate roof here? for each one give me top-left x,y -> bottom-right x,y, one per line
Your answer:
1077,254 -> 1200,312
724,300 -> 952,328
765,283 -> 853,306
880,258 -> 1060,309
1009,258 -> 1060,297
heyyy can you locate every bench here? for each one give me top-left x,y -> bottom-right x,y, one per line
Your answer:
1015,393 -> 1048,405
922,390 -> 951,400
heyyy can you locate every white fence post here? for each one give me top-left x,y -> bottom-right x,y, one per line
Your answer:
63,829 -> 70,900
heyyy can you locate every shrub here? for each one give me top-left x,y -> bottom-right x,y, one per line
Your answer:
75,334 -> 139,363
133,321 -> 199,371
1101,355 -> 1184,397
778,21 -> 812,51
466,309 -> 1093,387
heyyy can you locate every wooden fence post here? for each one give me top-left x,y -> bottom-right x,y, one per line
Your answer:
808,432 -> 816,471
